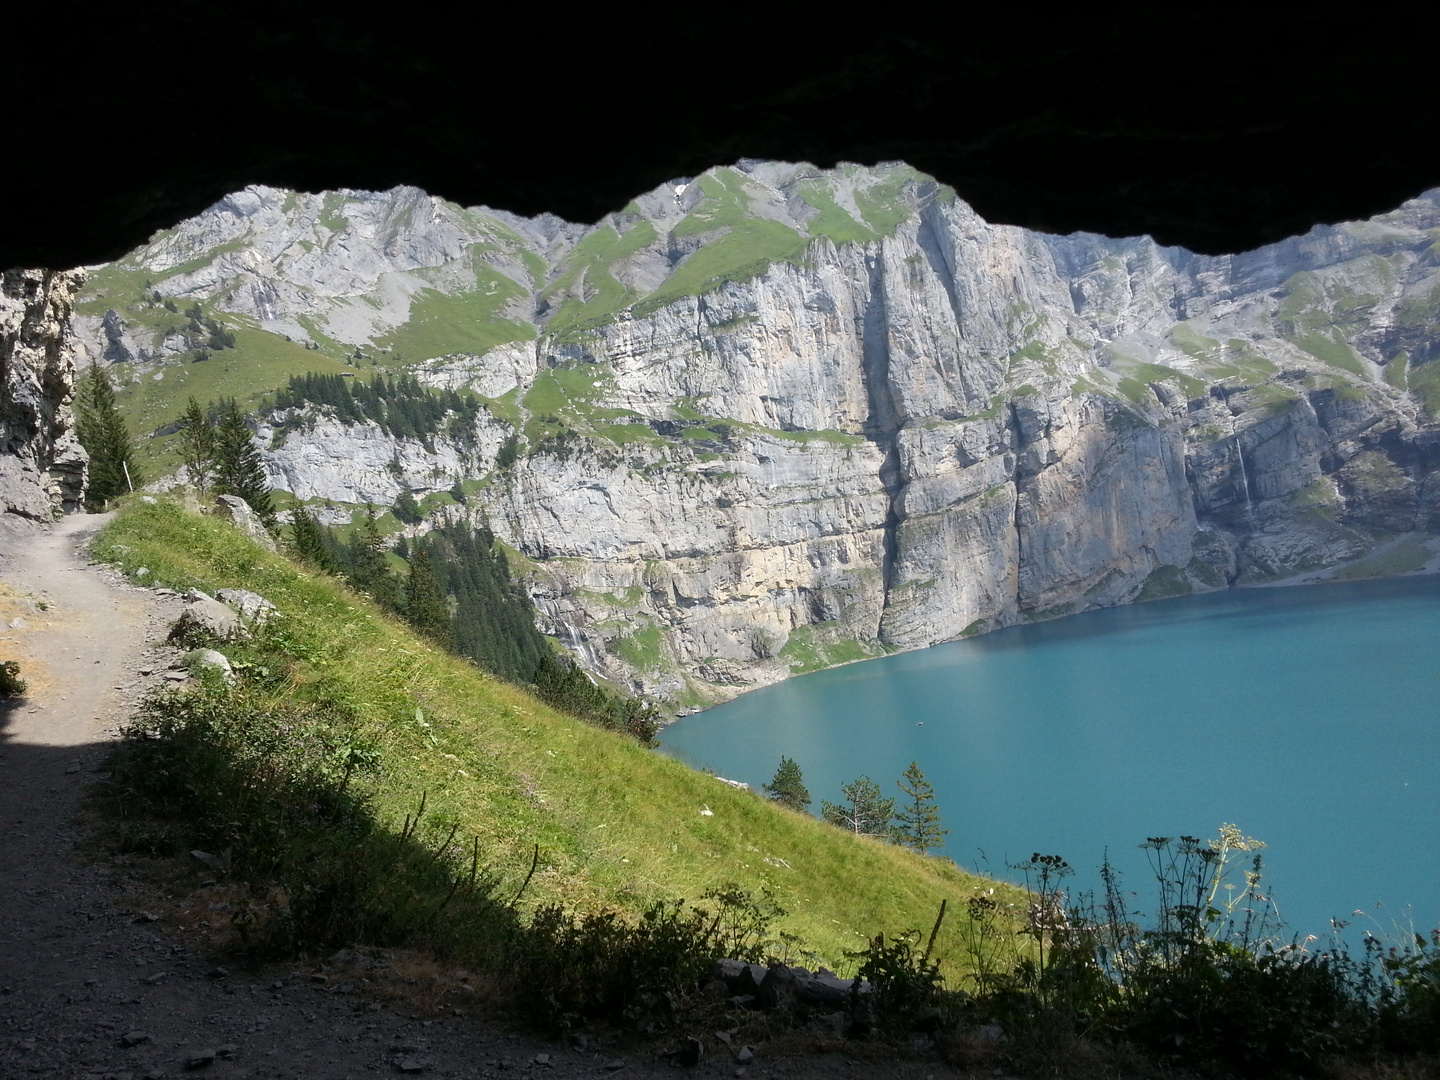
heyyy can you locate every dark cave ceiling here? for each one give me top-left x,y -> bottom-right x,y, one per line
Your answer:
2,5 -> 1437,269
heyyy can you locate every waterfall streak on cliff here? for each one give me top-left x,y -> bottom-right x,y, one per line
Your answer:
1234,437 -> 1255,526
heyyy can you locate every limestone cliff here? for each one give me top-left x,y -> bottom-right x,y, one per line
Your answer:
71,164 -> 1440,705
0,270 -> 87,520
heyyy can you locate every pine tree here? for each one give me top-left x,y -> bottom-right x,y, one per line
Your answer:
213,399 -> 275,525
392,487 -> 422,524
763,756 -> 811,812
288,503 -> 333,571
821,776 -> 895,837
74,359 -> 141,511
893,761 -> 947,854
176,395 -> 215,492
404,544 -> 452,647
350,506 -> 402,611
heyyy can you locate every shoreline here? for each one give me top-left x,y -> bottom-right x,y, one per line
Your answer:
660,531 -> 1440,723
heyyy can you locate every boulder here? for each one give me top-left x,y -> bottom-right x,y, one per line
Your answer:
714,958 -> 868,1013
757,963 -> 798,1011
183,648 -> 234,682
214,494 -> 276,551
713,959 -> 747,984
169,590 -> 240,643
738,963 -> 768,996
216,588 -> 276,628
794,970 -> 853,1007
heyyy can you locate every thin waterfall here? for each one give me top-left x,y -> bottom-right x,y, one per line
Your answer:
1234,436 -> 1255,526
534,596 -> 605,676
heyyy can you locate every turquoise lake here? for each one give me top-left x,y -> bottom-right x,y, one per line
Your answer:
660,576 -> 1440,944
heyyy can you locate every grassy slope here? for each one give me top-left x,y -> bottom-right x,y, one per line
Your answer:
635,169 -> 807,316
95,498 -> 1021,971
77,260 -> 356,476
374,250 -> 537,360
111,328 -> 351,476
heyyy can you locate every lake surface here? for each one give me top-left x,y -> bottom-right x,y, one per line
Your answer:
660,577 -> 1440,943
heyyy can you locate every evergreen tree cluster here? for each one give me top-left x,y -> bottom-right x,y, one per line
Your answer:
423,521 -> 549,683
269,371 -> 482,446
765,756 -> 948,854
293,509 -> 658,745
75,359 -> 143,511
175,396 -> 275,526
179,301 -> 236,354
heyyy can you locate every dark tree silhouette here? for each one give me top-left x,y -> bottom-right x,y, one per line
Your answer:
763,756 -> 812,812
404,545 -> 452,648
175,395 -> 215,492
75,359 -> 141,511
212,398 -> 274,525
894,761 -> 947,854
288,503 -> 333,571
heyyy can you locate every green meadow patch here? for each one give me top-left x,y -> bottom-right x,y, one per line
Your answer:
92,498 -> 1018,973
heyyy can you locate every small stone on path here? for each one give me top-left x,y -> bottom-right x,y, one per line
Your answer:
183,1047 -> 216,1069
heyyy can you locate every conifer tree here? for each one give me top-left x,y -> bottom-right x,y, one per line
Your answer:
392,487 -> 422,524
75,359 -> 141,511
176,395 -> 215,492
349,506 -> 402,611
404,544 -> 452,647
213,398 -> 275,525
893,761 -> 947,854
288,504 -> 333,571
763,756 -> 811,812
821,776 -> 895,837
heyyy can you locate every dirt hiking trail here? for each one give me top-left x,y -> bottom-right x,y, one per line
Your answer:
0,514 -> 956,1080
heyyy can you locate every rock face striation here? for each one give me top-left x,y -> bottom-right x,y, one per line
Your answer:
0,270 -> 87,520
72,164 -> 1440,705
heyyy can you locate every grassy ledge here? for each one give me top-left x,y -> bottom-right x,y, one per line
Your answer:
92,497 -> 1018,972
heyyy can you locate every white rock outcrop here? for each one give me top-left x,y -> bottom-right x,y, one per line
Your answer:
71,165 -> 1440,704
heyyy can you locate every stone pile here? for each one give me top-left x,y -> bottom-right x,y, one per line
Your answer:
710,959 -> 872,1035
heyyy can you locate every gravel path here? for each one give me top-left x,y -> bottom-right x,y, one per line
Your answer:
0,513 -> 959,1080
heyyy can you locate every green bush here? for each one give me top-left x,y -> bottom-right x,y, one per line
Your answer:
849,911 -> 948,1034
0,660 -> 25,697
515,884 -> 781,1032
1112,938 -> 1370,1073
1379,930 -> 1440,1051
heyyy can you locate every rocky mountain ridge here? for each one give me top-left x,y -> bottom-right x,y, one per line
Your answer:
71,163 -> 1440,706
